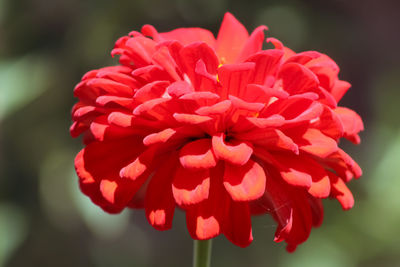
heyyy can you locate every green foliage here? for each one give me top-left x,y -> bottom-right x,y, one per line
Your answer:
0,56 -> 48,121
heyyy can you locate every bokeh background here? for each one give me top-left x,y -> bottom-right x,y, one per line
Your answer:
1,0 -> 400,266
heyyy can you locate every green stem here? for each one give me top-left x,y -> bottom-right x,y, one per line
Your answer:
193,239 -> 212,267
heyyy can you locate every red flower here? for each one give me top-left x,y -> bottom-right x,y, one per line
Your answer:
71,13 -> 363,251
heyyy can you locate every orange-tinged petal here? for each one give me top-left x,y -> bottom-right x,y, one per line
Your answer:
280,167 -> 312,188
143,128 -> 176,146
212,133 -> 253,165
308,174 -> 331,198
179,139 -> 217,169
223,160 -> 266,201
172,167 -> 210,206
100,180 -> 118,204
119,146 -> 156,180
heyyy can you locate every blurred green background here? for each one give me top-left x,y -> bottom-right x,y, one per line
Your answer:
1,0 -> 399,266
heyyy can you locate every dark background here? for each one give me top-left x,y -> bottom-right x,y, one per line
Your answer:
1,0 -> 400,266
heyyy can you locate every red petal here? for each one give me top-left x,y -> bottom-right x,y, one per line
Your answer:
273,154 -> 313,188
334,107 -> 364,144
143,128 -> 176,146
284,102 -> 323,125
186,206 -> 221,240
195,100 -> 231,116
216,12 -> 249,64
237,25 -> 268,62
145,155 -> 178,230
132,97 -> 170,116
279,166 -> 312,188
228,95 -> 265,112
173,113 -> 213,125
222,199 -> 253,247
132,65 -> 171,82
187,213 -> 220,240
263,96 -> 322,124
134,81 -> 169,102
75,138 -> 147,213
323,149 -> 362,182
314,85 -> 337,108
96,95 -> 133,109
240,83 -> 288,103
87,78 -> 133,97
172,166 -> 210,206
329,172 -> 354,210
151,46 -> 181,81
99,180 -> 118,204
108,112 -> 134,128
185,166 -> 225,240
275,153 -> 330,198
72,106 -> 103,121
339,149 -> 362,179
179,42 -> 219,88
217,62 -> 255,99
70,121 -> 87,138
284,199 -> 313,252
305,53 -> 339,90
212,133 -> 253,165
331,80 -> 351,103
167,81 -> 194,98
308,173 -> 331,198
179,139 -> 217,169
179,91 -> 220,101
312,106 -> 344,140
186,203 -> 221,240
235,129 -> 298,154
267,37 -> 296,59
246,49 -> 284,85
245,115 -> 285,129
95,68 -> 138,88
289,128 -> 338,158
89,117 -> 139,142
286,51 -> 322,65
114,36 -> 157,67
158,27 -> 216,47
308,197 -> 324,227
257,172 -> 293,242
194,59 -> 218,93
278,62 -> 319,94
223,160 -> 266,201
119,146 -> 156,180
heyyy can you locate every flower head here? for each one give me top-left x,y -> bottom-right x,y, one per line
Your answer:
71,13 -> 363,251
